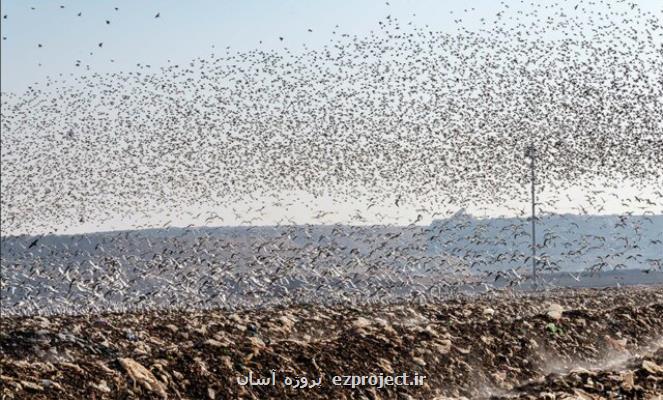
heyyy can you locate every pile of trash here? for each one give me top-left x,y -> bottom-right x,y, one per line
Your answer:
493,347 -> 663,399
1,286 -> 662,399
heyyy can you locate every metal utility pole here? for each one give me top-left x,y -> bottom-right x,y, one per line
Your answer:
526,145 -> 537,283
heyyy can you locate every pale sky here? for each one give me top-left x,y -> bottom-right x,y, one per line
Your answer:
1,1 -> 662,235
3,0 -> 662,94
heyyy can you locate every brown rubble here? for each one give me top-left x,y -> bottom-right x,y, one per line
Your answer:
1,286 -> 662,399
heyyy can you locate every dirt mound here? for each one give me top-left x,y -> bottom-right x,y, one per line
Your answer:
492,347 -> 663,399
1,286 -> 662,399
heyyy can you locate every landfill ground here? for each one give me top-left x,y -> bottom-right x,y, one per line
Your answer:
1,286 -> 662,399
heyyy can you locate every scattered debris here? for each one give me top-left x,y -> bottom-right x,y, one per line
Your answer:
1,287 -> 662,399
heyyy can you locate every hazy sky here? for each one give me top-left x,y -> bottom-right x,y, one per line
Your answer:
1,0 -> 476,93
4,0 -> 662,94
1,1 -> 662,235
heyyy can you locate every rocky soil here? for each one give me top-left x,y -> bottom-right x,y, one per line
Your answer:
2,286 -> 662,399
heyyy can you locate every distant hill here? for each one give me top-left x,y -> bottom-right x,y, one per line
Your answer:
2,211 -> 661,273
429,211 -> 662,272
2,212 -> 661,315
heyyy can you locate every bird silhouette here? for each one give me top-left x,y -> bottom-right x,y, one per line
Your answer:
0,0 -> 661,316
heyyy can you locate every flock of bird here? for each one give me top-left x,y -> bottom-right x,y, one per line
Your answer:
2,210 -> 662,315
1,0 -> 662,316
2,6 -> 160,45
